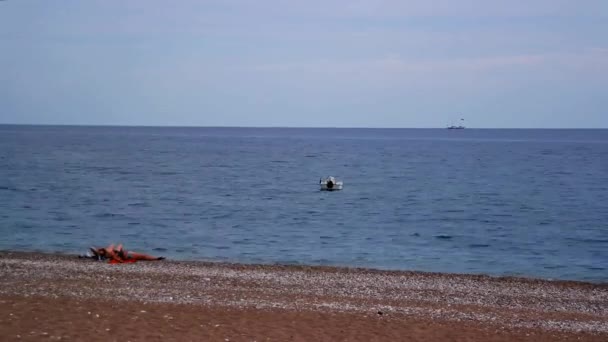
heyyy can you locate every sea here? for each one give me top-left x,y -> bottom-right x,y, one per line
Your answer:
1,125 -> 607,282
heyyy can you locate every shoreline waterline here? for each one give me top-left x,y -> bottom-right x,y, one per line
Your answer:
2,250 -> 606,288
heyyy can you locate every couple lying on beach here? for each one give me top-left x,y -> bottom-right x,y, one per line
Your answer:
85,244 -> 165,264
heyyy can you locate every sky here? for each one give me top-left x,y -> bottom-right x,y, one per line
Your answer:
1,0 -> 607,128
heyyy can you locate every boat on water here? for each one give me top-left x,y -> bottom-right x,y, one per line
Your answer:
447,118 -> 466,129
447,125 -> 465,129
320,176 -> 343,191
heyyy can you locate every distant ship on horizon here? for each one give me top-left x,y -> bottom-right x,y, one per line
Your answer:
447,118 -> 465,129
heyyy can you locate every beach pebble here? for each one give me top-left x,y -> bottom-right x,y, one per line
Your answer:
2,252 -> 607,336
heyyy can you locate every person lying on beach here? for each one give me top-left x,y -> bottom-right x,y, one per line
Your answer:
88,244 -> 165,263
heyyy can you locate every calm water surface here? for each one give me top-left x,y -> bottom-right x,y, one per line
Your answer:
1,126 -> 607,282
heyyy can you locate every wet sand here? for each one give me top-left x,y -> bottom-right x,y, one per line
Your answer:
1,251 -> 606,341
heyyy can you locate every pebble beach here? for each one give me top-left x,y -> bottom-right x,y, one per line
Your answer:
0,251 -> 607,341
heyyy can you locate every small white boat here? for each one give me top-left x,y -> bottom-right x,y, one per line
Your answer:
447,117 -> 465,129
320,176 -> 343,191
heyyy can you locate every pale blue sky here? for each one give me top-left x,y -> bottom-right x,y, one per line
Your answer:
1,0 -> 607,128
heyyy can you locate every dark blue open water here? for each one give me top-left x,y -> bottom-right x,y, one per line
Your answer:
1,125 -> 607,282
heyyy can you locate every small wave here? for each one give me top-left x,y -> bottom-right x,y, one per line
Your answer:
481,219 -> 500,224
319,235 -> 333,239
410,232 -> 420,237
312,258 -> 331,263
566,237 -> 608,244
93,212 -> 125,218
127,202 -> 149,207
468,244 -> 490,248
435,235 -> 453,240
122,232 -> 140,238
543,265 -> 565,269
153,247 -> 168,252
232,239 -> 253,245
158,171 -> 178,176
0,185 -> 19,192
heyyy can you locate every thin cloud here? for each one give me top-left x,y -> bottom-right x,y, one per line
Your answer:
249,49 -> 608,75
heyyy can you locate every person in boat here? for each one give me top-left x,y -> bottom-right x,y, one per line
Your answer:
89,243 -> 165,263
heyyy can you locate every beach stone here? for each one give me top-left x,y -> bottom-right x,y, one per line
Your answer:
1,251 -> 607,337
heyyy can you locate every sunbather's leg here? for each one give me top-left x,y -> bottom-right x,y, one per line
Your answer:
128,251 -> 164,261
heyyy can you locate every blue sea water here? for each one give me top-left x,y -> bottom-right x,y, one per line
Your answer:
0,125 -> 607,282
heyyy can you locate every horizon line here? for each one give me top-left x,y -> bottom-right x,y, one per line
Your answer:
1,123 -> 607,130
